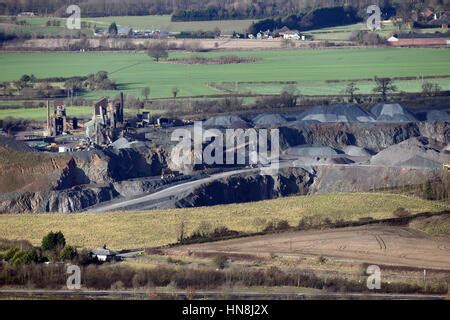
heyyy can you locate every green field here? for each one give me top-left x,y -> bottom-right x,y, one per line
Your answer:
304,21 -> 444,41
86,15 -> 256,33
0,15 -> 256,34
0,106 -> 94,120
0,16 -> 92,37
0,193 -> 447,250
1,48 -> 449,103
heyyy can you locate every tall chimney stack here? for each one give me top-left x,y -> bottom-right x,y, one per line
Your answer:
46,100 -> 51,136
119,92 -> 124,123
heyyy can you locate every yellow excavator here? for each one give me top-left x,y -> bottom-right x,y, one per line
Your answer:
444,164 -> 450,172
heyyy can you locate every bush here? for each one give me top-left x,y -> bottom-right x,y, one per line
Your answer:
0,117 -> 29,132
182,225 -> 240,244
349,30 -> 384,45
41,231 -> 66,252
110,280 -> 125,290
422,82 -> 442,97
263,219 -> 291,232
76,249 -> 98,266
393,208 -> 411,218
11,250 -> 27,267
60,246 -> 78,261
298,215 -> 330,230
255,89 -> 298,109
213,254 -> 228,269
4,247 -> 19,261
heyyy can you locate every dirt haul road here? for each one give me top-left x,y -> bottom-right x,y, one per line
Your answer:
166,225 -> 450,270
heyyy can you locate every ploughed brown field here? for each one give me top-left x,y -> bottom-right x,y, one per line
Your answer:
166,225 -> 450,270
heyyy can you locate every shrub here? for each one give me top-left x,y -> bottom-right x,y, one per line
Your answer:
23,248 -> 45,264
110,280 -> 125,290
11,250 -> 27,267
213,254 -> 228,269
60,246 -> 78,261
393,208 -> 411,218
4,247 -> 19,261
422,82 -> 442,97
316,256 -> 328,264
263,219 -> 291,232
76,249 -> 98,266
41,231 -> 66,252
182,225 -> 240,244
298,216 -> 319,230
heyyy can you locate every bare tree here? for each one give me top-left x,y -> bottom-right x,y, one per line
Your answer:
176,221 -> 187,244
147,42 -> 168,62
422,82 -> 441,97
373,77 -> 397,102
141,86 -> 150,101
172,87 -> 179,98
345,81 -> 360,102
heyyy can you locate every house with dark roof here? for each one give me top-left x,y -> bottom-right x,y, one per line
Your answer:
387,33 -> 450,46
92,247 -> 121,262
427,12 -> 450,29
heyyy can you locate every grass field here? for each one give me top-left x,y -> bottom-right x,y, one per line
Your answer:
0,106 -> 94,120
304,22 -> 444,41
0,15 -> 256,34
86,15 -> 256,33
1,48 -> 449,102
0,16 -> 91,37
218,77 -> 450,96
0,193 -> 447,250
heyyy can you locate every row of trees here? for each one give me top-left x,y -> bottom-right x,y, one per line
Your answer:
135,76 -> 442,111
0,0 -> 444,21
345,77 -> 442,102
0,0 -> 393,17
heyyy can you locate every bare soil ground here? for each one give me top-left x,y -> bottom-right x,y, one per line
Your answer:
166,225 -> 450,270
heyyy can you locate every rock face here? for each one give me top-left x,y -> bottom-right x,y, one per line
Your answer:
0,145 -> 167,213
174,168 -> 314,208
0,185 -> 118,213
72,148 -> 166,184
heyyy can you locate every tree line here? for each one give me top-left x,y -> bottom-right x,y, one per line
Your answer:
0,0 -> 445,20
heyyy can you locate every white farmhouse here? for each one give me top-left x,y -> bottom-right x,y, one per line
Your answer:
282,31 -> 301,40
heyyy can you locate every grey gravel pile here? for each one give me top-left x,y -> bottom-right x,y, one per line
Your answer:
297,104 -> 375,123
370,103 -> 417,123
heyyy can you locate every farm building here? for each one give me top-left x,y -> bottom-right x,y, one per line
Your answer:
18,12 -> 35,17
427,12 -> 450,29
275,27 -> 301,40
387,33 -> 450,46
92,247 -> 120,262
